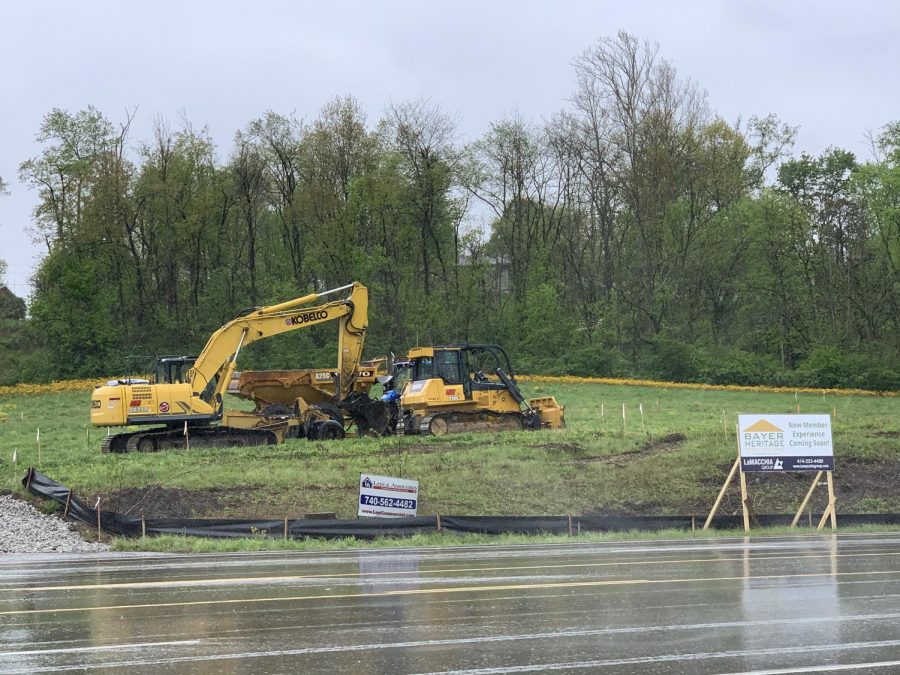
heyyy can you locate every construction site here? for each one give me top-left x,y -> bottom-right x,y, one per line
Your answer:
1,279 -> 897,546
89,282 -> 566,454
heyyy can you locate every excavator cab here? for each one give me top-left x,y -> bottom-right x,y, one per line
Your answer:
153,356 -> 196,385
398,344 -> 565,435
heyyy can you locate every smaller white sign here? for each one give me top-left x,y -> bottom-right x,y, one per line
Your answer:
358,473 -> 419,518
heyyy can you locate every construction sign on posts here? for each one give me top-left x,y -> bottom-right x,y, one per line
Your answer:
738,414 -> 834,472
358,473 -> 419,518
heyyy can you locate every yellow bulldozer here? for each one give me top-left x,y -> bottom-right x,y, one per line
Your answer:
90,282 -> 386,451
394,344 -> 565,435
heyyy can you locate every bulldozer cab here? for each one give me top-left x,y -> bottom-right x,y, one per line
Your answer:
154,356 -> 196,385
406,344 -> 515,401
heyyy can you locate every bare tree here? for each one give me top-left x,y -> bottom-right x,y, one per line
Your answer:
384,99 -> 461,296
231,134 -> 268,304
571,31 -> 710,338
248,112 -> 308,287
466,114 -> 564,300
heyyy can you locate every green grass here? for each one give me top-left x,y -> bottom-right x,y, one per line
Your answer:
111,524 -> 900,554
1,382 -> 899,523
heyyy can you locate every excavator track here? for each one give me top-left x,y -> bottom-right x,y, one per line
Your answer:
404,411 -> 526,436
100,432 -> 136,453
101,426 -> 278,453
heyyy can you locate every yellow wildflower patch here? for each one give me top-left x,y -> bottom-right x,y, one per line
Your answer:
519,374 -> 898,397
0,379 -> 107,396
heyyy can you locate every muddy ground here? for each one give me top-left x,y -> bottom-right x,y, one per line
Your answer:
99,435 -> 900,520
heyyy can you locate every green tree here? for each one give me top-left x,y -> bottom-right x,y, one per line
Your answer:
19,107 -> 116,250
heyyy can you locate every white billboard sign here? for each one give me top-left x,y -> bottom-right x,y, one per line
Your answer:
358,473 -> 419,518
738,414 -> 833,472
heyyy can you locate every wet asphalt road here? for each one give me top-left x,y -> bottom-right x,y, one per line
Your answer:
2,533 -> 900,673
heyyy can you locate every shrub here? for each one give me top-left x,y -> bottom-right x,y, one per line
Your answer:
700,348 -> 779,386
646,337 -> 703,382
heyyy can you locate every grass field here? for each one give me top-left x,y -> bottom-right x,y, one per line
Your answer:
2,380 -> 898,523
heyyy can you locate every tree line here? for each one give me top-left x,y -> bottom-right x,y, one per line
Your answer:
4,33 -> 900,389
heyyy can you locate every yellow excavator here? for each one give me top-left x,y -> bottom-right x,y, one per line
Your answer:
91,282 -> 377,452
395,344 -> 565,435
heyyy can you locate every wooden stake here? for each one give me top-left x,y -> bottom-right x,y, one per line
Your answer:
284,516 -> 289,540
436,514 -> 442,533
96,500 -> 102,543
703,457 -> 740,530
816,504 -> 833,530
691,514 -> 696,532
827,470 -> 837,529
63,490 -> 72,520
577,520 -> 581,536
141,515 -> 146,538
568,514 -> 573,536
791,470 -> 824,527
815,471 -> 837,531
739,466 -> 751,533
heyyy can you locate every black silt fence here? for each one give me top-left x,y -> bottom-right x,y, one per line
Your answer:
21,468 -> 900,541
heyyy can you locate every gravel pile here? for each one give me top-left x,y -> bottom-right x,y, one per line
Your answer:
0,495 -> 109,554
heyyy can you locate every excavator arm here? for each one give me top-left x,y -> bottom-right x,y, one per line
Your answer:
188,282 -> 369,409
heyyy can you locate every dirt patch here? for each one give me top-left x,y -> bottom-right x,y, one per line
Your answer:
103,486 -> 246,518
686,458 -> 900,516
871,431 -> 900,438
103,483 -> 356,519
643,432 -> 687,451
577,432 -> 687,465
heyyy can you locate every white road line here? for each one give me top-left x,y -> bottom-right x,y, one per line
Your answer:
10,638 -> 900,673
718,660 -> 900,674
4,614 -> 896,665
0,640 -> 200,658
414,641 -> 900,674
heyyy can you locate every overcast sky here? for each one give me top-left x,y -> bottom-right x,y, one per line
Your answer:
1,0 -> 897,297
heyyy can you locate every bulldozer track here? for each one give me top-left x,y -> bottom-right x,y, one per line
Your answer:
407,410 -> 526,436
